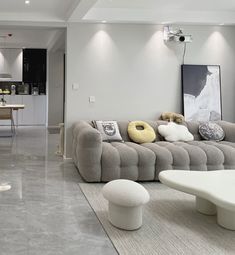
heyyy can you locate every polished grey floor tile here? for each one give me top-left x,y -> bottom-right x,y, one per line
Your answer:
0,230 -> 28,255
0,204 -> 26,230
0,127 -> 117,255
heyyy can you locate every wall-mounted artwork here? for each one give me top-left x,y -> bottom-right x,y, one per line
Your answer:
182,65 -> 222,121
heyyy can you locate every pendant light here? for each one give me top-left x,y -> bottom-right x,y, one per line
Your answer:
0,34 -> 12,79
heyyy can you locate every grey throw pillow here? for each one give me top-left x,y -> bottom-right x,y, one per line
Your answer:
93,120 -> 123,142
199,122 -> 225,141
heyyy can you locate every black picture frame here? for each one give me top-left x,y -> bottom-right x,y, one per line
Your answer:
181,64 -> 222,121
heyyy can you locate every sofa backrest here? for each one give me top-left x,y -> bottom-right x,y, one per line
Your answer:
116,120 -> 176,142
89,120 -> 231,142
117,120 -> 205,142
184,121 -> 202,141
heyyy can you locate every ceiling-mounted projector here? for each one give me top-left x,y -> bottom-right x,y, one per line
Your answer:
163,26 -> 192,43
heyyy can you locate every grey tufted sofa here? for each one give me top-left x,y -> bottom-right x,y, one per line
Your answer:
72,120 -> 235,182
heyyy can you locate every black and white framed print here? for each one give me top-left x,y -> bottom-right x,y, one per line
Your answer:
181,65 -> 222,121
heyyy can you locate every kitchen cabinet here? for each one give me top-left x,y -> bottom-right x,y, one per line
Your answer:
0,49 -> 22,81
3,95 -> 11,103
20,95 -> 34,125
23,49 -> 47,82
7,95 -> 47,126
34,96 -> 46,125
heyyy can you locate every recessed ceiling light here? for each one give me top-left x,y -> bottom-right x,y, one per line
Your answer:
25,0 -> 30,4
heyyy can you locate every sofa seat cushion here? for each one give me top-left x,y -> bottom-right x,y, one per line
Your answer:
100,140 -> 235,182
153,141 -> 207,171
186,141 -> 224,170
199,141 -> 235,169
219,141 -> 235,149
101,142 -> 156,182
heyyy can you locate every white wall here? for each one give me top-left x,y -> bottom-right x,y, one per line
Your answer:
65,23 -> 235,157
0,48 -> 22,81
48,50 -> 64,127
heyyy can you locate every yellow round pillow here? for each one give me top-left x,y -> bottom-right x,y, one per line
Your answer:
128,121 -> 156,144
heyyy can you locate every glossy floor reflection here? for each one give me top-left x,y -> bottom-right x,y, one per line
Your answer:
0,127 -> 117,255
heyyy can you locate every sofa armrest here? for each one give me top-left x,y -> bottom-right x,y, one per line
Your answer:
73,121 -> 102,148
72,121 -> 102,182
217,121 -> 235,142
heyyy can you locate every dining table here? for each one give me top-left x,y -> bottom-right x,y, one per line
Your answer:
0,104 -> 25,127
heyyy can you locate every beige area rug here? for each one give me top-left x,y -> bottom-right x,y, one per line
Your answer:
79,182 -> 235,255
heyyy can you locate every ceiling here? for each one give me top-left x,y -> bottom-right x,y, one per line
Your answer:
92,0 -> 235,12
0,0 -> 77,22
0,28 -> 62,49
0,0 -> 234,25
82,0 -> 235,25
0,0 -> 235,49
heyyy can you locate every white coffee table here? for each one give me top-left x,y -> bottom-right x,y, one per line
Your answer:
159,170 -> 235,230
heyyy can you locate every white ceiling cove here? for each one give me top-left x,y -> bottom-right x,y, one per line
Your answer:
0,0 -> 77,22
82,0 -> 235,25
0,28 -> 63,49
0,0 -> 235,49
91,0 -> 235,12
0,0 -> 235,25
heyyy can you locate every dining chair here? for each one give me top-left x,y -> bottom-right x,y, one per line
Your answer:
0,108 -> 15,135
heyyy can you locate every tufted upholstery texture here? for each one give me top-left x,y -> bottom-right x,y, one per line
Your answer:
72,120 -> 235,182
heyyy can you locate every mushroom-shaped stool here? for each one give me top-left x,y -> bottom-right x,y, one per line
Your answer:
102,179 -> 150,230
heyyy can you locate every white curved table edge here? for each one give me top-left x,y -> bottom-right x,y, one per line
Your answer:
159,170 -> 235,230
159,171 -> 235,212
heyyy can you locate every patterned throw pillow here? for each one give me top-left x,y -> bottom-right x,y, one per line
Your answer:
199,122 -> 225,141
93,120 -> 123,142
